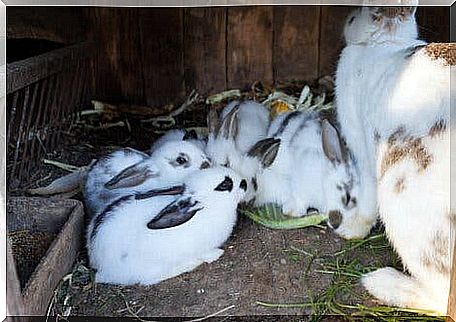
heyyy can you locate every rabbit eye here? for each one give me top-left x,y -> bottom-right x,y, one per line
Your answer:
176,156 -> 187,165
215,176 -> 233,192
223,160 -> 230,168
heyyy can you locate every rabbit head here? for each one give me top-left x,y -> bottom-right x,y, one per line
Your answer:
344,0 -> 418,45
105,140 -> 211,191
206,105 -> 280,204
320,120 -> 360,230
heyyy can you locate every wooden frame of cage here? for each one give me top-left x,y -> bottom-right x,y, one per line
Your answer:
6,40 -> 95,187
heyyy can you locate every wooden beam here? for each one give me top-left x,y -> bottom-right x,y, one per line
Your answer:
139,8 -> 185,106
273,6 -> 320,83
318,6 -> 353,77
184,7 -> 227,96
227,6 -> 274,90
449,239 -> 456,321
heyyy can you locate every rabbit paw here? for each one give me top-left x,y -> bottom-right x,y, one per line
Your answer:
333,212 -> 376,240
200,248 -> 224,264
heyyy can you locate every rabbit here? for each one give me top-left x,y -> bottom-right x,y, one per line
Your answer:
219,100 -> 270,154
84,140 -> 211,217
87,166 -> 248,285
206,102 -> 279,204
255,111 -> 360,223
335,1 -> 455,313
150,128 -> 206,154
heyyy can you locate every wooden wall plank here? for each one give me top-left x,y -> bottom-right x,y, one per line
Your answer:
87,8 -> 145,105
318,6 -> 353,78
227,6 -> 274,90
139,8 -> 185,106
274,6 -> 320,83
184,7 -> 227,96
416,6 -> 450,43
7,7 -> 87,44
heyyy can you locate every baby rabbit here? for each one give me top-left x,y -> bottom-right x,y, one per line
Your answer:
87,167 -> 248,285
206,101 -> 279,204
150,128 -> 206,154
336,2 -> 454,313
84,140 -> 211,216
218,100 -> 270,154
255,111 -> 360,222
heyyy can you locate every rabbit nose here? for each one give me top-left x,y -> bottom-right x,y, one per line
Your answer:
328,210 -> 342,230
200,161 -> 210,169
239,179 -> 247,191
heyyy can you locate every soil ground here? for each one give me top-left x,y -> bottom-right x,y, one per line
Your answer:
52,216 -> 395,319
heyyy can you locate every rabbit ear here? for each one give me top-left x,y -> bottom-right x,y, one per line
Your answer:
207,108 -> 220,136
135,185 -> 185,200
104,162 -> 159,189
218,103 -> 240,140
147,198 -> 202,229
322,119 -> 345,164
183,129 -> 198,141
248,138 -> 281,168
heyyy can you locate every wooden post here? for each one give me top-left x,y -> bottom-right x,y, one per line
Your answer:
449,240 -> 456,321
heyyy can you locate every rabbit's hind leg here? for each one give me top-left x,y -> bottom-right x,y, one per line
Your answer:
361,267 -> 447,315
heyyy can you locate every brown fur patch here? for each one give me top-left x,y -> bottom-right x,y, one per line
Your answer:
429,119 -> 447,138
421,233 -> 451,275
394,177 -> 406,194
381,128 -> 432,178
424,43 -> 456,66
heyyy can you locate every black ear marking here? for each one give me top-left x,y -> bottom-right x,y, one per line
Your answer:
218,103 -> 241,140
183,129 -> 198,141
247,138 -> 281,168
147,198 -> 202,229
105,163 -> 158,189
215,176 -> 233,192
135,185 -> 185,200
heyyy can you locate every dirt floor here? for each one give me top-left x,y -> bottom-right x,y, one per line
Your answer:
49,215 -> 399,320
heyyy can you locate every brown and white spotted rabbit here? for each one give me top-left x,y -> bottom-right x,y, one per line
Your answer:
335,0 -> 455,314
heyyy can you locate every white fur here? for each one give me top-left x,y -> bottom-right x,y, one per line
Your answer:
87,167 -> 246,285
336,5 -> 454,313
150,129 -> 206,154
206,100 -> 271,203
256,111 -> 360,220
221,100 -> 270,154
84,141 -> 210,216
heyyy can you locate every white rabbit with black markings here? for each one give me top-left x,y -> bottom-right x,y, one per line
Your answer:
150,128 -> 206,154
255,111 -> 360,223
336,1 -> 454,313
206,102 -> 279,204
84,140 -> 211,217
218,100 -> 270,154
87,167 -> 248,285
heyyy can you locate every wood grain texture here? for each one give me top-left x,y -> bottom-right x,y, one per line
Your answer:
449,239 -> 456,320
184,7 -> 227,95
274,6 -> 320,82
139,8 -> 185,106
88,8 -> 145,104
7,7 -> 87,44
318,6 -> 353,77
227,6 -> 274,89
